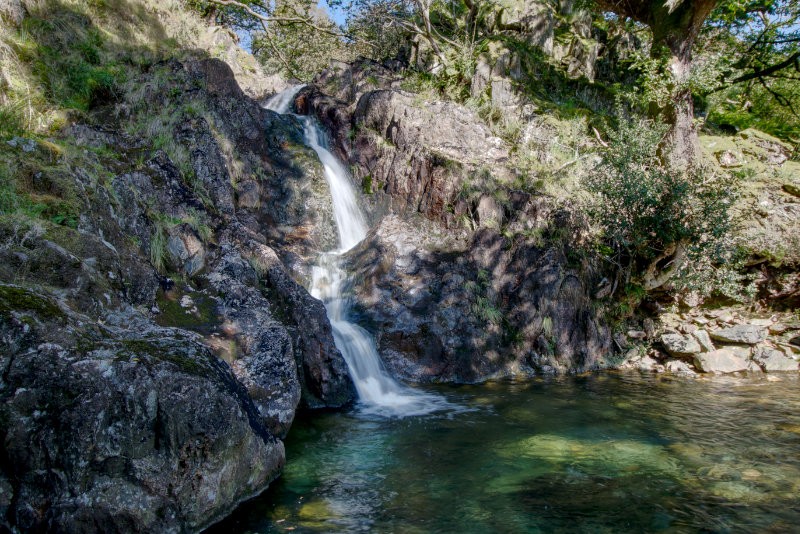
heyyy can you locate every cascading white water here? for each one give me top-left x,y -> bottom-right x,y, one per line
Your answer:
265,86 -> 451,417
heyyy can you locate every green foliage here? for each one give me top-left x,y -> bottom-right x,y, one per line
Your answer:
465,269 -> 503,325
149,221 -> 168,273
22,19 -> 124,112
0,103 -> 26,139
184,208 -> 213,243
253,0 -> 349,81
361,174 -> 373,195
586,114 -> 739,298
0,164 -> 46,219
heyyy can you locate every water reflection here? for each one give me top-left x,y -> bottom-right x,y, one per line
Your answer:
208,373 -> 800,533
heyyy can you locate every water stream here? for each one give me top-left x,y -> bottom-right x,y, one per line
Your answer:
265,87 -> 450,417
209,373 -> 800,533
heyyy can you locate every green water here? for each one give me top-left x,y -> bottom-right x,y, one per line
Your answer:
209,373 -> 800,533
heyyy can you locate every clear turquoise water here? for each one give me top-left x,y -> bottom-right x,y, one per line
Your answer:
209,372 -> 800,533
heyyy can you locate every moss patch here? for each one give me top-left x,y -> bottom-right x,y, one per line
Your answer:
155,288 -> 221,335
0,284 -> 64,321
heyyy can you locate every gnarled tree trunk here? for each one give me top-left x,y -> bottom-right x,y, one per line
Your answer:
597,0 -> 720,171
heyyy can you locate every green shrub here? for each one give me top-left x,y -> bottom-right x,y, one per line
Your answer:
585,115 -> 738,299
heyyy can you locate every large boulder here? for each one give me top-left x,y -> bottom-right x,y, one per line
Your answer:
710,325 -> 767,345
0,286 -> 283,533
753,346 -> 798,372
693,349 -> 749,374
661,333 -> 701,357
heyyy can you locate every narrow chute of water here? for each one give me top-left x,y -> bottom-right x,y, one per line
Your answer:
265,86 -> 451,417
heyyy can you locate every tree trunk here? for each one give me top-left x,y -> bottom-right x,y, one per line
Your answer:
597,0 -> 721,171
653,31 -> 700,172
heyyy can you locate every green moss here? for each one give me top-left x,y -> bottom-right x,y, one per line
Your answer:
155,289 -> 220,335
361,174 -> 373,195
119,338 -> 207,376
0,284 -> 64,321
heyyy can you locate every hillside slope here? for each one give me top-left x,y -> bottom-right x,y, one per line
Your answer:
0,1 -> 354,531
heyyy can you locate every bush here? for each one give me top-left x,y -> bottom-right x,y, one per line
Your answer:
586,115 -> 738,299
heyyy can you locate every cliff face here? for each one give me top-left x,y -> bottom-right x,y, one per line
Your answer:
301,61 -> 613,381
0,2 -> 354,530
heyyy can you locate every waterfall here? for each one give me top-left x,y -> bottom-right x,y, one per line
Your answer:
265,86 -> 450,417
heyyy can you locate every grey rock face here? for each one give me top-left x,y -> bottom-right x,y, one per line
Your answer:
753,346 -> 799,372
0,286 -> 283,533
344,215 -> 611,381
693,349 -> 750,374
710,325 -> 767,345
661,333 -> 701,357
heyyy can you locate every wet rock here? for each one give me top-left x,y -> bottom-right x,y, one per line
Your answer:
665,359 -> 697,376
242,240 -> 356,409
661,333 -> 701,357
710,325 -> 767,345
693,349 -> 749,374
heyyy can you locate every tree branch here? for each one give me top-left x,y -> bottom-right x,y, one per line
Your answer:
731,51 -> 800,84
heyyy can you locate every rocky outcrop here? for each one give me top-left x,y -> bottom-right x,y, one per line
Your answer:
0,285 -> 284,532
298,63 -> 612,380
0,55 -> 355,530
622,308 -> 800,375
343,214 -> 611,382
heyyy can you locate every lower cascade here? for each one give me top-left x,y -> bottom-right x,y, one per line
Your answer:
266,87 -> 450,416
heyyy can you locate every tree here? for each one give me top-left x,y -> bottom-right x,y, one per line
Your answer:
207,0 -> 354,80
594,0 -> 722,171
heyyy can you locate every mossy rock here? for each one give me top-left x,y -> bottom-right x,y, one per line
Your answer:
0,283 -> 64,322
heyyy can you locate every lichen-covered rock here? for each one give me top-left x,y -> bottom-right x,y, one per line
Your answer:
693,330 -> 716,353
0,286 -> 284,533
710,325 -> 767,345
661,333 -> 701,357
753,346 -> 799,372
693,349 -> 749,374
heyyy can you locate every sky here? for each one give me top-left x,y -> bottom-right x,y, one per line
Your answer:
318,0 -> 348,26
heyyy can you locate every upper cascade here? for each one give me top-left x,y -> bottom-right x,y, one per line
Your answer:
265,86 -> 455,417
